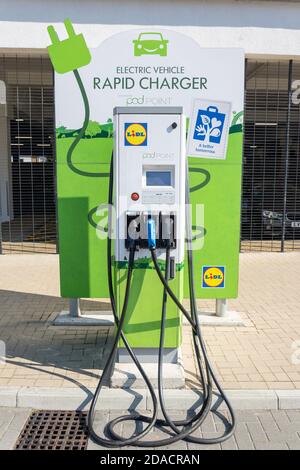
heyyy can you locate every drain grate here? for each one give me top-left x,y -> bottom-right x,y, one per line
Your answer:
15,410 -> 88,450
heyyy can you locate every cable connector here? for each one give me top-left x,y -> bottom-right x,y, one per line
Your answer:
147,218 -> 156,250
47,19 -> 91,74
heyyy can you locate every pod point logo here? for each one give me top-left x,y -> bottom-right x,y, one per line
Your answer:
202,266 -> 225,288
125,123 -> 147,146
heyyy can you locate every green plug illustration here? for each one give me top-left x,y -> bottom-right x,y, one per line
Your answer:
47,19 -> 91,74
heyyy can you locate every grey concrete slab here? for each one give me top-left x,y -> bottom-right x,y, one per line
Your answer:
0,387 -> 19,407
234,422 -> 255,450
17,386 -> 91,410
245,421 -> 268,449
0,408 -> 14,439
87,411 -> 110,450
183,311 -> 246,327
277,390 -> 300,410
221,435 -> 238,450
17,386 -> 147,411
225,390 -> 278,410
146,389 -> 278,411
256,411 -> 280,435
0,407 -> 298,451
270,410 -> 293,430
54,311 -> 114,326
0,407 -> 31,450
285,410 -> 300,422
256,441 -> 289,450
1,386 -> 300,413
286,438 -> 300,450
111,363 -> 185,389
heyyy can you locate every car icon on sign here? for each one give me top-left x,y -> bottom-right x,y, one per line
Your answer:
133,32 -> 168,56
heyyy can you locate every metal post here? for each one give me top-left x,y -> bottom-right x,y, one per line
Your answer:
52,68 -> 59,256
69,298 -> 81,318
216,298 -> 227,317
281,59 -> 293,252
240,58 -> 248,253
0,223 -> 2,254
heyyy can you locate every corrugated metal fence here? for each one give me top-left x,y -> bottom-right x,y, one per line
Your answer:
241,59 -> 300,252
0,55 -> 56,254
0,55 -> 300,253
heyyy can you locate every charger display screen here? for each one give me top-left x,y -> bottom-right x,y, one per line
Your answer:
146,171 -> 171,187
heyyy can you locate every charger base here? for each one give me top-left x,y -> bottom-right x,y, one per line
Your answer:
117,347 -> 178,364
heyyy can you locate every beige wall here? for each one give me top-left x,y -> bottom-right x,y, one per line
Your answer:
1,1 -> 300,58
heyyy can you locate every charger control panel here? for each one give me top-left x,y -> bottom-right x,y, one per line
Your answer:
114,106 -> 186,265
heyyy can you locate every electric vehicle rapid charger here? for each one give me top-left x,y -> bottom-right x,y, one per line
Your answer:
114,107 -> 185,363
46,21 -> 237,447
87,107 -> 236,447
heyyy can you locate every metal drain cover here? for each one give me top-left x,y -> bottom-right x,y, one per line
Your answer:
15,410 -> 88,450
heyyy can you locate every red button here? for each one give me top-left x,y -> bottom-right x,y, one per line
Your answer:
131,192 -> 139,201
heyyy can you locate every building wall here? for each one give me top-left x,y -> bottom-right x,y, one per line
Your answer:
1,1 -> 300,253
0,0 -> 300,58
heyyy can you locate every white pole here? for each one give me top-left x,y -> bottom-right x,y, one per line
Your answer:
69,298 -> 81,318
216,298 -> 227,317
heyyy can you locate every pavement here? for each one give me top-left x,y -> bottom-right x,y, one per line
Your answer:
0,407 -> 31,450
0,252 -> 300,451
0,252 -> 300,391
87,408 -> 300,450
1,407 -> 300,450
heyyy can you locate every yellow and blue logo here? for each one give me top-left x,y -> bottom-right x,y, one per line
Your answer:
202,266 -> 225,288
125,123 -> 147,146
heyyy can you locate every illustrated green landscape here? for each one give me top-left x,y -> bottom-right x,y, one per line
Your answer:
56,118 -> 113,139
56,113 -> 243,299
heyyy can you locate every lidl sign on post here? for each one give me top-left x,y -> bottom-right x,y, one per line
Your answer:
202,266 -> 225,288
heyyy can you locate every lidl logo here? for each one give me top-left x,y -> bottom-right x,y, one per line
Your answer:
202,266 -> 225,288
125,123 -> 147,146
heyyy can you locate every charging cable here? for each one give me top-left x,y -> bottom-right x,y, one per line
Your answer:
87,153 -> 236,447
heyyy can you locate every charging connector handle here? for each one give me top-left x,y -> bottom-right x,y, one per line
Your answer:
147,218 -> 156,249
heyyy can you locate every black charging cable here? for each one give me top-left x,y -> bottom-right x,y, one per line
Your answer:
87,153 -> 236,446
146,162 -> 236,444
87,158 -> 160,447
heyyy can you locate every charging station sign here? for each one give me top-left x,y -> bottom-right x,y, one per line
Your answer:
187,99 -> 231,160
54,26 -> 244,300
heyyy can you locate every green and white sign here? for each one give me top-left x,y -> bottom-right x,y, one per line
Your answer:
53,25 -> 244,299
56,29 -> 243,130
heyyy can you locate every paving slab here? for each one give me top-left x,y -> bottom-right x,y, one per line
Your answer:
1,252 -> 300,393
54,311 -> 114,327
110,363 -> 185,389
277,390 -> 300,410
0,407 -> 31,450
0,406 -> 299,450
224,390 -> 278,410
1,386 -> 300,411
0,386 -> 19,407
17,386 -> 147,411
183,311 -> 246,327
